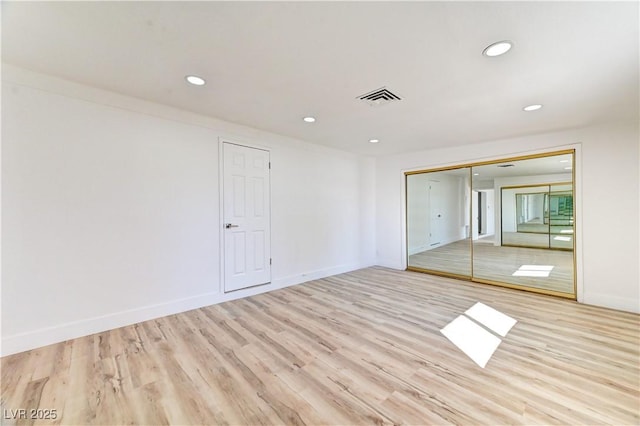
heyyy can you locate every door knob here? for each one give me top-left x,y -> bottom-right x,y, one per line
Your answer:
225,223 -> 239,229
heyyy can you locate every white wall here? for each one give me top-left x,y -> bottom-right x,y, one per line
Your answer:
376,122 -> 640,313
407,173 -> 468,254
438,175 -> 469,244
485,190 -> 495,236
407,174 -> 430,254
1,65 -> 376,355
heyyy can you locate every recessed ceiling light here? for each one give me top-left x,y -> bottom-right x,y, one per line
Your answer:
185,75 -> 206,86
483,41 -> 513,57
523,104 -> 543,112
369,139 -> 379,144
564,166 -> 573,170
303,116 -> 316,123
559,159 -> 570,163
473,173 -> 480,176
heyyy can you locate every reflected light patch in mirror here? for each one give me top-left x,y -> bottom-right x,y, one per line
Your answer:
513,264 -> 554,277
465,302 -> 517,337
513,270 -> 551,277
553,236 -> 572,242
519,265 -> 554,271
440,315 -> 502,368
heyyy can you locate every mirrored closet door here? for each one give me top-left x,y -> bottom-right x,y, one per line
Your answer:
407,167 -> 472,278
406,150 -> 575,298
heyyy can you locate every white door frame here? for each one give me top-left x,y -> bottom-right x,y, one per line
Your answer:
218,138 -> 272,293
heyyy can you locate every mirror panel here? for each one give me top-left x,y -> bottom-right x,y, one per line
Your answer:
471,152 -> 574,296
406,150 -> 575,298
407,167 -> 471,278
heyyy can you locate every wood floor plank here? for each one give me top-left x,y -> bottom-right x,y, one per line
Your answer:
2,266 -> 639,425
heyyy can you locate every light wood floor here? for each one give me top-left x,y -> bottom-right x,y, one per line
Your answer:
409,238 -> 574,294
502,231 -> 573,250
2,267 -> 638,425
409,239 -> 473,277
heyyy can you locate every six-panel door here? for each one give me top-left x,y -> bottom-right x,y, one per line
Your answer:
223,142 -> 271,292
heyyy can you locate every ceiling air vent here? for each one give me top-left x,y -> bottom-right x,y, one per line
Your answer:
357,86 -> 402,107
497,164 -> 515,168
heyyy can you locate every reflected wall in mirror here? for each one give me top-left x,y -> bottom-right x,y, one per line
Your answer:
503,185 -> 551,247
406,167 -> 471,278
516,192 -> 548,230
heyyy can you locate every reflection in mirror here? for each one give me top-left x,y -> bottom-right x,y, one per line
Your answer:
501,183 -> 574,249
503,185 -> 551,248
407,167 -> 471,278
472,152 -> 575,296
549,184 -> 574,249
516,192 -> 548,231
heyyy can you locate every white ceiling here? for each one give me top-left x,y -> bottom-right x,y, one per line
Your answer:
2,1 -> 638,156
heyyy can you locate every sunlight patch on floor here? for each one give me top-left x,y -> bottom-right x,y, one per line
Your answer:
465,302 -> 517,337
441,302 -> 517,368
441,315 -> 501,368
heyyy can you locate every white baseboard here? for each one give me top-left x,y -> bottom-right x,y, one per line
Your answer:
408,245 -> 430,256
376,258 -> 404,270
271,260 -> 375,289
582,292 -> 640,314
1,291 -> 222,357
1,261 -> 375,357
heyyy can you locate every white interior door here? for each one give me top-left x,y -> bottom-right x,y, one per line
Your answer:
223,142 -> 271,292
429,180 -> 443,247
